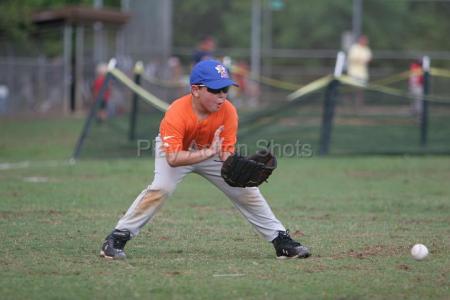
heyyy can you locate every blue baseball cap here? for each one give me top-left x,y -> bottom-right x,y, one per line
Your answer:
190,60 -> 238,89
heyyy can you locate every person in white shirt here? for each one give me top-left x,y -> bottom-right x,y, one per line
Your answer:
347,35 -> 372,109
347,35 -> 372,85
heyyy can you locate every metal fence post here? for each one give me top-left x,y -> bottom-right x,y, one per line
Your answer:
420,56 -> 430,148
72,59 -> 116,159
129,61 -> 143,141
319,51 -> 344,156
319,79 -> 340,156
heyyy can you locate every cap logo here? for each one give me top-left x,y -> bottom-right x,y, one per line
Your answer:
215,64 -> 229,78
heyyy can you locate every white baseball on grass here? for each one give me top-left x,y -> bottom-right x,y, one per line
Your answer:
411,244 -> 428,260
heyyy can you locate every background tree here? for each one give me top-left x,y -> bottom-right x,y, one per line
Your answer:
1,0 -> 450,59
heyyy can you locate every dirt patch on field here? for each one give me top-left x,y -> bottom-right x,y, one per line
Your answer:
291,230 -> 305,238
1,191 -> 23,199
164,271 -> 183,276
332,244 -> 405,259
46,209 -> 62,216
39,219 -> 63,225
0,211 -> 26,219
337,264 -> 375,271
190,205 -> 214,212
0,209 -> 63,220
27,270 -> 81,276
190,205 -> 235,215
396,264 -> 411,271
298,262 -> 377,274
303,264 -> 328,273
345,170 -> 405,179
306,214 -> 332,220
399,218 -> 445,225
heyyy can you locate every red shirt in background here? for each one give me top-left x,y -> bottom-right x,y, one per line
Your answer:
409,62 -> 424,88
92,74 -> 111,102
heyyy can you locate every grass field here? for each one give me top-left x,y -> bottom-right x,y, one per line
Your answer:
0,117 -> 449,299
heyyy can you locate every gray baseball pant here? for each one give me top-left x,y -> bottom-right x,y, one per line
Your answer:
115,136 -> 286,241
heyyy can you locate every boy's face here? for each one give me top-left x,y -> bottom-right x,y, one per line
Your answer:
192,85 -> 228,113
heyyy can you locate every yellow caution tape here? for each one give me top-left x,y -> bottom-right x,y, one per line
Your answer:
231,65 -> 302,91
371,68 -> 450,82
137,63 -> 305,91
338,75 -> 450,104
109,68 -> 170,112
287,75 -> 333,101
141,72 -> 187,88
112,61 -> 450,107
372,71 -> 410,86
257,75 -> 302,91
430,67 -> 450,78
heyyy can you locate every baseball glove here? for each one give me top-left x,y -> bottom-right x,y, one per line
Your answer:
221,149 -> 277,188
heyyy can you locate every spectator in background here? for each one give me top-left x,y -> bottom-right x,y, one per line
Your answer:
232,60 -> 249,108
232,60 -> 260,108
347,35 -> 372,108
0,85 -> 9,114
347,35 -> 372,85
166,56 -> 184,85
164,56 -> 188,100
192,36 -> 216,64
144,57 -> 162,80
92,63 -> 111,122
409,60 -> 424,119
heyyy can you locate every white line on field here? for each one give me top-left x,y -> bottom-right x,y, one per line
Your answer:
0,159 -> 76,171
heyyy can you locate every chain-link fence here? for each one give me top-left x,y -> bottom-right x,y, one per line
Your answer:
0,57 -> 66,115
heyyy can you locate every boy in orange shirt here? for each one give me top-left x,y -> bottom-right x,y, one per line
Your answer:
100,60 -> 310,260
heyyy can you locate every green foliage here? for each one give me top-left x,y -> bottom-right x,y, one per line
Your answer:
361,1 -> 409,49
0,0 -> 119,55
407,1 -> 450,51
2,0 -> 450,56
364,0 -> 450,51
0,1 -> 33,49
173,0 -> 235,47
173,0 -> 450,51
271,0 -> 351,49
221,1 -> 252,48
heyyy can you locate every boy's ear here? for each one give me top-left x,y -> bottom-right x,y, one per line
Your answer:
191,85 -> 200,97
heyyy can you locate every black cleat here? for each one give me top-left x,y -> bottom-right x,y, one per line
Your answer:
100,229 -> 131,259
272,230 -> 311,259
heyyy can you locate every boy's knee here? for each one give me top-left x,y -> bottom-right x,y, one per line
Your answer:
136,188 -> 170,213
233,187 -> 262,203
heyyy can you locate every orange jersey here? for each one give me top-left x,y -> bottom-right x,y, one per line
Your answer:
159,94 -> 238,154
